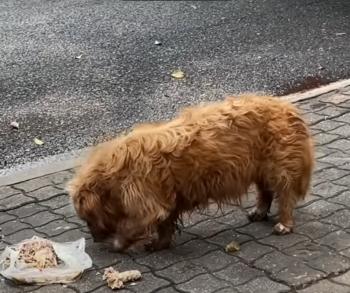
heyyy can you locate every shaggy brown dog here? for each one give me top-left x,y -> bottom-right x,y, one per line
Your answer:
68,95 -> 314,251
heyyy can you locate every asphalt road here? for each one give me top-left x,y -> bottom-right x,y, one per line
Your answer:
1,0 -> 349,171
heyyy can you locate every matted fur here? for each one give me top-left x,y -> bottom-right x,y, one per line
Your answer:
68,95 -> 314,251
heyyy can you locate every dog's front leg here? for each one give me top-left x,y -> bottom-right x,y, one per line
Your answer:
146,215 -> 177,251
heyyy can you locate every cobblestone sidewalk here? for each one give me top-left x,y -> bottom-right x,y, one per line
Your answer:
1,86 -> 350,293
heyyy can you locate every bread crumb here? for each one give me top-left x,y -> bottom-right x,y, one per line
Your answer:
103,267 -> 141,289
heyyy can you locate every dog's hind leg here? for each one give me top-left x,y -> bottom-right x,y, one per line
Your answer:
273,189 -> 297,235
248,182 -> 274,222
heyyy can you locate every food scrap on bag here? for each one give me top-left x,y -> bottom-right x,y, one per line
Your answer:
103,267 -> 141,290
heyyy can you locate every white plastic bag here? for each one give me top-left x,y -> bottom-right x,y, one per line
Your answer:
0,236 -> 92,285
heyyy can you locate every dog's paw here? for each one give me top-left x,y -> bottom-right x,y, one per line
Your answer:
273,222 -> 293,235
247,208 -> 268,222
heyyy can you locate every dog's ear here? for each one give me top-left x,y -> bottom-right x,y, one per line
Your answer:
121,182 -> 173,223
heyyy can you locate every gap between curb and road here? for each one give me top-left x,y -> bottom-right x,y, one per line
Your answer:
1,78 -> 350,187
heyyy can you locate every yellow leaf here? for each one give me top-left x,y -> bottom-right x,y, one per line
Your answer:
34,138 -> 44,145
171,69 -> 185,79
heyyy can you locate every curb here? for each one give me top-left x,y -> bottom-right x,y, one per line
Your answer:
1,78 -> 350,187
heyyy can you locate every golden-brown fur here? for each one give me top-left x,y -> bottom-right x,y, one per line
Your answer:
68,95 -> 314,251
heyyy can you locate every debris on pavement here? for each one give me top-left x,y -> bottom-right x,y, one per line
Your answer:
103,267 -> 142,290
171,69 -> 185,79
225,240 -> 240,254
154,40 -> 162,46
10,121 -> 19,130
34,138 -> 44,145
0,236 -> 92,285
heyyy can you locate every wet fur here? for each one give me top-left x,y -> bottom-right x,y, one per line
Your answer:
68,95 -> 314,251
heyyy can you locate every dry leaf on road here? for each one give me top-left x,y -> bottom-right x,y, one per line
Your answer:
34,138 -> 44,145
171,69 -> 185,79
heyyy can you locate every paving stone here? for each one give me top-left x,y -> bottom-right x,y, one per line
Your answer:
70,268 -> 105,293
13,177 -> 53,192
275,262 -> 325,287
154,287 -> 181,293
8,203 -> 48,219
4,229 -> 47,245
321,209 -> 350,229
335,112 -> 350,124
319,104 -> 349,117
157,260 -> 207,284
177,273 -> 230,293
182,212 -> 210,227
319,92 -> 350,104
191,250 -> 238,272
298,279 -> 350,293
333,174 -> 350,187
236,276 -> 290,293
126,272 -> 169,293
305,112 -> 324,124
44,170 -> 73,185
214,261 -> 263,286
171,239 -> 217,259
314,132 -> 340,146
259,233 -> 308,250
39,194 -> 70,210
329,190 -> 350,208
215,208 -> 250,227
93,285 -> 133,293
186,219 -> 232,239
254,251 -> 293,274
0,219 -> 31,236
20,210 -> 63,227
0,279 -> 22,293
312,119 -> 345,132
27,186 -> 66,202
319,230 -> 350,251
215,288 -> 239,293
236,221 -> 275,239
31,285 -> 76,292
0,213 -> 16,224
283,241 -> 350,274
312,182 -> 347,199
136,249 -> 187,271
0,194 -> 35,211
326,139 -> 350,152
50,228 -> 92,242
174,231 -> 197,246
207,229 -> 252,248
332,124 -> 350,137
297,221 -> 338,239
235,241 -> 274,263
53,204 -> 76,218
35,220 -> 79,237
299,200 -> 344,218
332,270 -> 350,286
0,186 -> 20,199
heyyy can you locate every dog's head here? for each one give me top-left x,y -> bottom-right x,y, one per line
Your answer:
67,140 -> 174,251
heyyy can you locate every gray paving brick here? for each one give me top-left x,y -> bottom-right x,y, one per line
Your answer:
235,241 -> 274,263
50,228 -> 92,242
4,228 -> 47,245
215,208 -> 250,227
191,250 -> 238,272
186,219 -> 231,238
312,182 -> 348,199
0,219 -> 31,236
305,112 -> 324,124
93,285 -> 133,293
284,241 -> 350,274
314,132 -> 340,146
319,92 -> 350,103
182,212 -> 210,227
236,277 -> 290,293
207,229 -> 252,248
154,287 -> 180,293
53,204 -> 76,218
0,280 -> 22,293
335,112 -> 350,123
299,200 -> 344,218
172,239 -> 217,259
177,273 -> 231,293
321,209 -> 350,229
297,221 -> 338,239
0,194 -> 35,211
298,279 -> 350,293
8,203 -> 48,219
312,119 -> 345,132
35,220 -> 79,237
27,186 -> 66,202
326,139 -> 350,152
157,260 -> 206,284
236,221 -> 274,239
317,105 -> 349,119
332,124 -> 350,137
44,170 -> 73,185
13,177 -> 53,192
0,212 -> 16,224
136,250 -> 186,271
332,271 -> 350,286
0,186 -> 20,199
127,272 -> 169,293
333,175 -> 350,187
319,230 -> 350,251
20,210 -> 63,227
39,194 -> 70,209
259,233 -> 308,250
214,261 -> 263,286
31,285 -> 76,292
254,251 -> 294,274
70,269 -> 105,293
